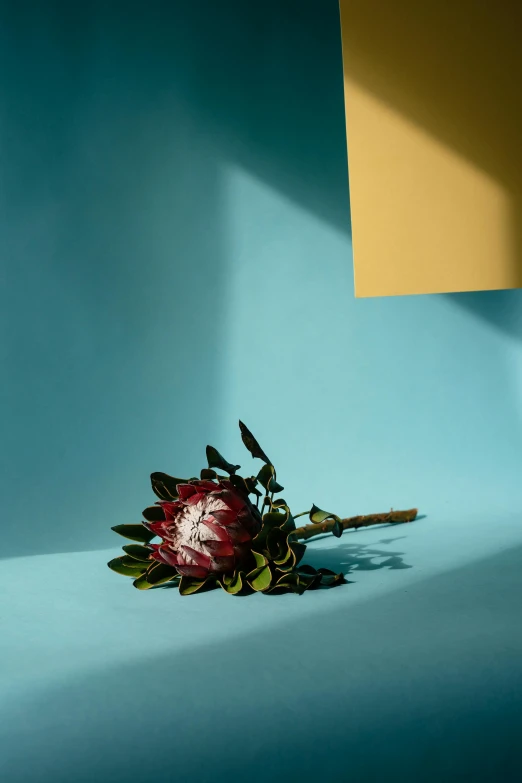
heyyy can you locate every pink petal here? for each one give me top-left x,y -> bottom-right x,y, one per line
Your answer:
209,555 -> 235,573
194,480 -> 218,493
143,520 -> 171,538
217,485 -> 247,512
158,545 -> 181,568
175,564 -> 209,578
210,508 -> 237,526
200,519 -> 230,541
160,501 -> 183,521
184,492 -> 207,507
202,540 -> 234,557
177,484 -> 198,502
181,545 -> 212,570
226,524 -> 252,543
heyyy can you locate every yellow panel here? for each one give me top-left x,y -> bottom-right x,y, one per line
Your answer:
339,0 -> 522,297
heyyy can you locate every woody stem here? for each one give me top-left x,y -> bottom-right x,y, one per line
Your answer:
293,508 -> 418,541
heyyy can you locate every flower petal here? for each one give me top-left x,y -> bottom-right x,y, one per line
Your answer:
200,519 -> 230,541
216,488 -> 246,513
202,540 -> 235,557
193,480 -> 218,493
210,508 -> 238,526
226,524 -> 252,543
158,545 -> 181,568
209,555 -> 235,573
160,501 -> 183,521
175,564 -> 209,578
177,484 -> 199,502
143,520 -> 171,538
181,545 -> 212,570
184,492 -> 207,507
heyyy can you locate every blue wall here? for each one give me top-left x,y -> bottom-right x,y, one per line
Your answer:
3,0 -> 522,558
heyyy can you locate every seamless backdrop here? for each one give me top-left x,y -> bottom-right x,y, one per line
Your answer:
2,0 -> 522,558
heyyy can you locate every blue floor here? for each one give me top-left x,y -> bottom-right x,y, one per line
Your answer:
2,510 -> 522,782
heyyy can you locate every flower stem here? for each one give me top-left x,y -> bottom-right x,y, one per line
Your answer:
293,508 -> 418,541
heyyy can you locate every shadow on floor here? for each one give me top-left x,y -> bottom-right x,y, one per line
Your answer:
2,544 -> 522,782
304,538 -> 413,574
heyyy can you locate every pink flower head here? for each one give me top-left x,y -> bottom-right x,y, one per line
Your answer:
143,480 -> 261,579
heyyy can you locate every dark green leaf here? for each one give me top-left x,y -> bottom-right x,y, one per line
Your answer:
146,563 -> 179,585
200,468 -> 217,480
206,445 -> 240,475
111,524 -> 155,544
150,472 -> 188,501
317,568 -> 346,587
331,520 -> 343,538
220,571 -> 244,595
179,575 -> 216,596
257,464 -> 275,489
267,528 -> 289,562
238,421 -> 271,464
133,573 -> 156,590
108,557 -> 148,578
275,572 -> 306,595
268,478 -> 284,493
142,505 -> 166,522
245,477 -> 262,497
229,474 -> 250,496
291,542 -> 307,567
122,544 -> 153,562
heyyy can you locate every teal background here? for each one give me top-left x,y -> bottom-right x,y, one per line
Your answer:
1,2 -> 522,781
4,0 -> 522,559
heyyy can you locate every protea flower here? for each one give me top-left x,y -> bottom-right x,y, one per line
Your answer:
108,421 -> 418,595
142,479 -> 261,579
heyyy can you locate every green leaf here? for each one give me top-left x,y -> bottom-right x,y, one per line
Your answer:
331,519 -> 343,538
229,474 -> 251,496
179,575 -> 216,596
268,478 -> 284,493
111,524 -> 155,544
267,528 -> 289,562
261,511 -> 287,529
239,421 -> 271,464
146,563 -> 179,586
309,504 -> 342,533
317,568 -> 346,587
257,463 -> 275,489
291,542 -> 307,567
200,468 -> 217,480
251,550 -> 268,568
150,472 -> 188,501
108,557 -> 148,578
122,544 -> 153,562
275,572 -> 305,595
220,571 -> 244,595
248,564 -> 273,592
206,445 -> 240,475
309,504 -> 335,523
142,505 -> 166,522
133,573 -> 156,590
276,541 -> 307,572
245,476 -> 262,497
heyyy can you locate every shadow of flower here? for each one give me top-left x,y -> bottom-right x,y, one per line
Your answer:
304,540 -> 413,576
